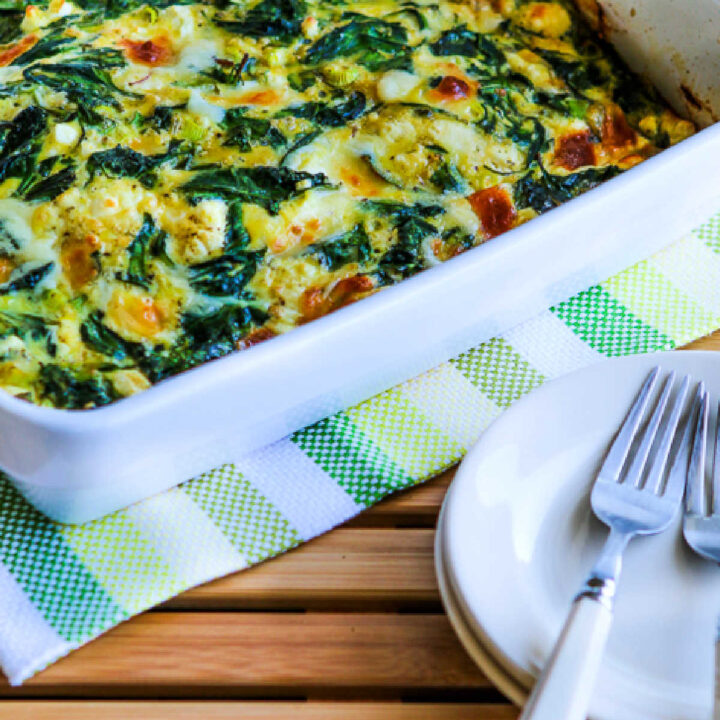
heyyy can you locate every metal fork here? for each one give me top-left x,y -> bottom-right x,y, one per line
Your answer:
680,390 -> 720,719
520,367 -> 699,720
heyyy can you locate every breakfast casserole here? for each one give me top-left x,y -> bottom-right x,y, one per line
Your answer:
0,0 -> 693,408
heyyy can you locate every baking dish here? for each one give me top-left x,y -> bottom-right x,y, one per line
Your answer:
4,0 -> 720,523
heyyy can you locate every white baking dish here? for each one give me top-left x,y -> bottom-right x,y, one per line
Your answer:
4,0 -> 720,523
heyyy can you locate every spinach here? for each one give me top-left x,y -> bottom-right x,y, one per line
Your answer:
179,199 -> 261,297
363,200 -> 444,220
0,7 -> 22,44
222,108 -> 285,152
507,116 -> 547,168
384,4 -> 429,30
215,0 -> 306,42
87,140 -> 193,189
80,299 -> 267,387
430,24 -> 478,56
430,161 -> 466,193
10,28 -> 75,66
205,55 -> 257,85
189,249 -> 263,297
288,70 -> 316,92
23,52 -> 130,125
307,225 -> 371,271
0,262 -> 53,295
182,165 -> 334,215
535,91 -> 589,120
280,129 -> 321,166
305,17 -> 413,72
144,104 -> 182,131
276,91 -> 366,127
441,226 -> 475,255
80,311 -> 138,362
138,302 -> 267,383
362,201 -> 443,284
0,105 -> 47,159
514,165 -> 620,212
74,0 -> 194,19
39,364 -> 119,409
116,213 -> 165,289
0,220 -> 20,253
535,50 -> 605,94
0,310 -> 56,356
19,161 -> 76,202
0,106 -> 56,194
376,215 -> 438,284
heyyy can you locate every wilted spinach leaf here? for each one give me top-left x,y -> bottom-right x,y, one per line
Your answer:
0,309 -> 57,356
307,225 -> 371,271
19,160 -> 76,202
39,364 -> 119,408
87,140 -> 193,188
363,200 -> 444,220
0,262 -> 53,295
514,165 -> 620,212
430,25 -> 479,56
276,91 -> 366,127
205,55 -> 258,85
535,50 -> 606,94
23,51 -> 130,125
10,27 -> 75,66
305,17 -> 413,72
430,162 -> 466,193
215,0 -> 306,41
182,165 -> 334,215
116,213 -> 166,289
222,108 -> 285,152
74,0 -> 194,19
80,311 -> 139,362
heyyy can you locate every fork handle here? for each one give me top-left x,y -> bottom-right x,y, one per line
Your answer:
519,596 -> 613,720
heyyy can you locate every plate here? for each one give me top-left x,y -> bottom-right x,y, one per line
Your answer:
439,350 -> 720,720
435,498 -> 526,706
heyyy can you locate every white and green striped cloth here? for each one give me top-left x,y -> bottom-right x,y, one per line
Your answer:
3,213 -> 720,685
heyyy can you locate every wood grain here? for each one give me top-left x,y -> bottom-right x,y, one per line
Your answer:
3,613 -> 487,697
167,528 -> 438,610
682,332 -> 720,351
0,702 -> 518,719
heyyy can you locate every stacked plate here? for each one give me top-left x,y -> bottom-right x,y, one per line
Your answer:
434,351 -> 720,720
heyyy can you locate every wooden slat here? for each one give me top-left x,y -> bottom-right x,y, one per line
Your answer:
354,470 -> 452,527
1,613 -> 487,698
167,528 -> 438,610
0,702 -> 517,719
682,331 -> 720,351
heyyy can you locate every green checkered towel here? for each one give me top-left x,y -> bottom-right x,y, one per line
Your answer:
2,213 -> 720,684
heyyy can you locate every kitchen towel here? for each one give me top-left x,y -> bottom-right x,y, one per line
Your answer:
3,213 -> 720,684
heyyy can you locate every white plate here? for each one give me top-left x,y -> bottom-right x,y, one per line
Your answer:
439,351 -> 720,720
435,499 -> 527,706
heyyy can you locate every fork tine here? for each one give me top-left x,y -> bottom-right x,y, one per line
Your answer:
598,367 -> 661,481
644,374 -> 690,494
665,382 -> 703,501
685,386 -> 709,516
712,400 -> 720,515
625,370 -> 675,487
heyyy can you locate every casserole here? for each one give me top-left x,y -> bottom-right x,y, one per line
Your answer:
1,0 -> 720,521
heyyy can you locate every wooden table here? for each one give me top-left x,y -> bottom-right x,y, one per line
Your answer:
2,332 -> 718,719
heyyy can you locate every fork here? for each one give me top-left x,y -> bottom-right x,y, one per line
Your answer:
680,390 -> 720,719
520,367 -> 699,720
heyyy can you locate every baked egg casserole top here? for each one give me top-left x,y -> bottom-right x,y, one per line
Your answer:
0,0 -> 694,408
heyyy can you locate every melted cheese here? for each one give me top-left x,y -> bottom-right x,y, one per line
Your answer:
0,0 -> 694,408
